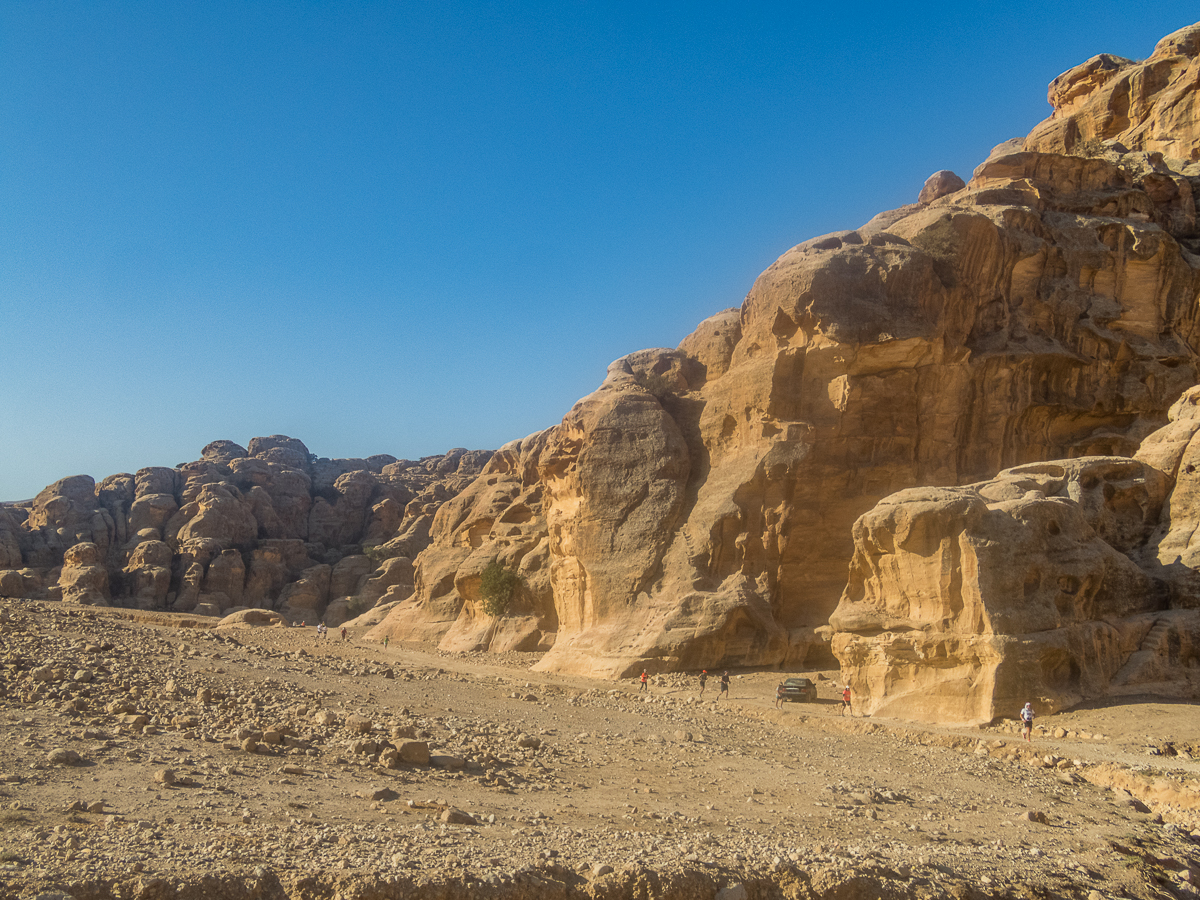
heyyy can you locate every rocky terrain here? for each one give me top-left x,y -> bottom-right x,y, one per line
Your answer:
369,21 -> 1200,696
0,437 -> 492,626
2,601 -> 1199,900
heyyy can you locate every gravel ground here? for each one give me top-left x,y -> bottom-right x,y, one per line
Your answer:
1,599 -> 1198,900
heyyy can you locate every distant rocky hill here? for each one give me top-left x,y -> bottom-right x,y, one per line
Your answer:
367,21 -> 1200,702
0,436 -> 491,624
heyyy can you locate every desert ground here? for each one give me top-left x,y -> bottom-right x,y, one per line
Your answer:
1,600 -> 1198,900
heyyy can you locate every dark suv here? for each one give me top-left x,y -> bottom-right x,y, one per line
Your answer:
778,677 -> 817,702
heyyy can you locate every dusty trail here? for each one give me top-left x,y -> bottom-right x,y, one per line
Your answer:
1,600 -> 1198,900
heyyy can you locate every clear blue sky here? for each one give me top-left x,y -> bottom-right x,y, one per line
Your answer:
2,3 -> 1197,501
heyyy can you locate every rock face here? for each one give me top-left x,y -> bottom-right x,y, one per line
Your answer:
0,438 -> 491,623
827,455 -> 1195,723
830,379 -> 1200,723
1024,22 -> 1200,161
373,22 -> 1200,679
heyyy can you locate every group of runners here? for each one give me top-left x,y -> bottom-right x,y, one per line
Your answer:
636,668 -> 854,714
640,668 -> 732,699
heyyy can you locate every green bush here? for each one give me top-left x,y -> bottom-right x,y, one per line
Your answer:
363,544 -> 404,564
634,371 -> 675,400
479,560 -> 522,617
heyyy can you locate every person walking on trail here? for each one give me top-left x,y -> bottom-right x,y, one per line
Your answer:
841,685 -> 852,717
775,682 -> 785,709
698,670 -> 708,698
340,626 -> 348,642
383,635 -> 389,650
717,671 -> 730,700
639,670 -> 648,692
1020,702 -> 1034,741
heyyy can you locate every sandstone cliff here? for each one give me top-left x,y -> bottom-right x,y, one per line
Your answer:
0,437 -> 491,624
829,382 -> 1200,724
371,21 -> 1200,680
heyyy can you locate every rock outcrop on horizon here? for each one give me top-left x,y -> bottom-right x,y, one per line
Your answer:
0,437 -> 491,625
370,21 -> 1200,685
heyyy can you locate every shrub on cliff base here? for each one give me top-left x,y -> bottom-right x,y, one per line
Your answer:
479,560 -> 521,617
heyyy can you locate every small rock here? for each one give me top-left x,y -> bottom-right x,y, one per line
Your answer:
154,768 -> 177,786
716,884 -> 748,900
46,748 -> 83,767
440,807 -> 477,825
397,741 -> 430,765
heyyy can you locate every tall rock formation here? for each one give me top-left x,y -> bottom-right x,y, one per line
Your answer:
0,437 -> 491,624
829,381 -> 1200,724
372,21 -> 1200,679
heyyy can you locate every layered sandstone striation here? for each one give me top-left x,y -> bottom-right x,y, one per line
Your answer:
1025,22 -> 1200,161
829,382 -> 1200,724
827,450 -> 1200,723
372,22 -> 1200,679
0,438 -> 491,624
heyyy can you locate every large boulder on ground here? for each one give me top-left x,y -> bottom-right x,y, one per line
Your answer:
216,608 -> 290,628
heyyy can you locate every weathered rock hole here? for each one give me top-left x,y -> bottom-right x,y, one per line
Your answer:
1023,570 -> 1041,597
499,505 -> 533,525
1047,521 -> 1061,536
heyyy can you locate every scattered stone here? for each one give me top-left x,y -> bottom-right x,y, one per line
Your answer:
440,807 -> 477,825
397,741 -> 430,765
46,748 -> 83,767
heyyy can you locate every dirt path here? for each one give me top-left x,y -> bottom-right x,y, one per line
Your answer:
2,601 -> 1198,900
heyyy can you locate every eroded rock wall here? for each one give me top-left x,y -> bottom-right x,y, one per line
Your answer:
0,437 -> 491,623
375,22 -> 1200,678
830,378 -> 1200,724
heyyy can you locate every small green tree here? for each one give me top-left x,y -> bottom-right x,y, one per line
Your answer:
363,544 -> 405,564
479,560 -> 521,617
634,371 -> 675,400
